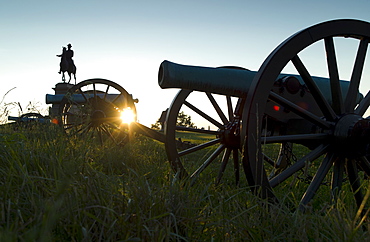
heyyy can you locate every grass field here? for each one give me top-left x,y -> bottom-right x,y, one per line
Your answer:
0,123 -> 369,241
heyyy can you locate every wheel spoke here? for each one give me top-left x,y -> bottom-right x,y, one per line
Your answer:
270,144 -> 329,188
104,121 -> 121,131
112,93 -> 123,105
226,96 -> 234,120
63,120 -> 85,130
93,82 -> 97,97
87,126 -> 95,139
178,138 -> 221,157
262,133 -> 328,144
206,92 -> 229,124
346,159 -> 364,208
74,122 -> 93,137
234,98 -> 245,118
291,55 -> 337,121
233,149 -> 240,186
331,156 -> 345,202
100,123 -> 126,145
269,92 -> 331,129
101,123 -> 121,136
358,156 -> 370,177
96,126 -> 104,145
80,126 -> 93,140
190,144 -> 226,181
63,116 -> 89,130
103,85 -> 110,100
216,148 -> 232,185
78,87 -> 88,102
324,37 -> 344,114
101,123 -> 115,139
66,95 -> 84,107
355,90 -> 370,116
184,101 -> 223,128
345,38 -> 369,112
299,152 -> 335,209
268,143 -> 292,178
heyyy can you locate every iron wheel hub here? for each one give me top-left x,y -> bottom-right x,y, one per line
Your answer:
333,114 -> 370,156
219,119 -> 241,149
91,110 -> 106,126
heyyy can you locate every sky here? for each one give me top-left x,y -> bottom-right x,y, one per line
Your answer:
1,0 -> 370,127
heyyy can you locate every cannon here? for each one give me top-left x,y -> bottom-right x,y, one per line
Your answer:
158,60 -> 363,180
158,19 -> 370,211
8,113 -> 53,127
44,78 -> 169,147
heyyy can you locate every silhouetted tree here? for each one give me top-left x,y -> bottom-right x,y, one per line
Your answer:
151,120 -> 161,130
151,111 -> 195,129
176,111 -> 195,128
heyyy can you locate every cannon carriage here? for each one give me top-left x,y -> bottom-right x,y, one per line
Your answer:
7,19 -> 370,211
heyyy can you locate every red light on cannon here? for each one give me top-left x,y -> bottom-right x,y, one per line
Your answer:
51,118 -> 59,124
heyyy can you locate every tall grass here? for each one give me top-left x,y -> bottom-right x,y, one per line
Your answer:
0,123 -> 368,241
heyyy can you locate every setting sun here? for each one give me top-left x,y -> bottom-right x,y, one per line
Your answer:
120,107 -> 136,124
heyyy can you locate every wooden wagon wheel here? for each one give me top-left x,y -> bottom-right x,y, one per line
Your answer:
164,89 -> 243,185
243,19 -> 370,210
59,78 -> 137,146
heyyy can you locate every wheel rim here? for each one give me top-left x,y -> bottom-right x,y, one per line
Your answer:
243,19 -> 370,209
20,113 -> 44,118
59,78 -> 137,146
165,89 -> 242,185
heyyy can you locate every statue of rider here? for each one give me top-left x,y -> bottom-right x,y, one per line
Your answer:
57,46 -> 67,74
66,43 -> 75,68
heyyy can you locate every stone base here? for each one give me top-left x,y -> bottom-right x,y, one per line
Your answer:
49,83 -> 74,117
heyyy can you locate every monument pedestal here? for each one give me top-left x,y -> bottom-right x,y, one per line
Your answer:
49,82 -> 74,117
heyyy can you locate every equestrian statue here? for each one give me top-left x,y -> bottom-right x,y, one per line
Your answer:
57,43 -> 77,84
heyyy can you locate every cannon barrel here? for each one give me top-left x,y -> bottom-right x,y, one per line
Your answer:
158,60 -> 255,97
45,93 -> 122,104
158,60 -> 360,103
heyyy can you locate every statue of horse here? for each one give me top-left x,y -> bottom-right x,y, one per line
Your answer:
57,47 -> 77,84
61,60 -> 77,84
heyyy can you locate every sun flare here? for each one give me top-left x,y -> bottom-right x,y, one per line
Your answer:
120,107 -> 136,124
